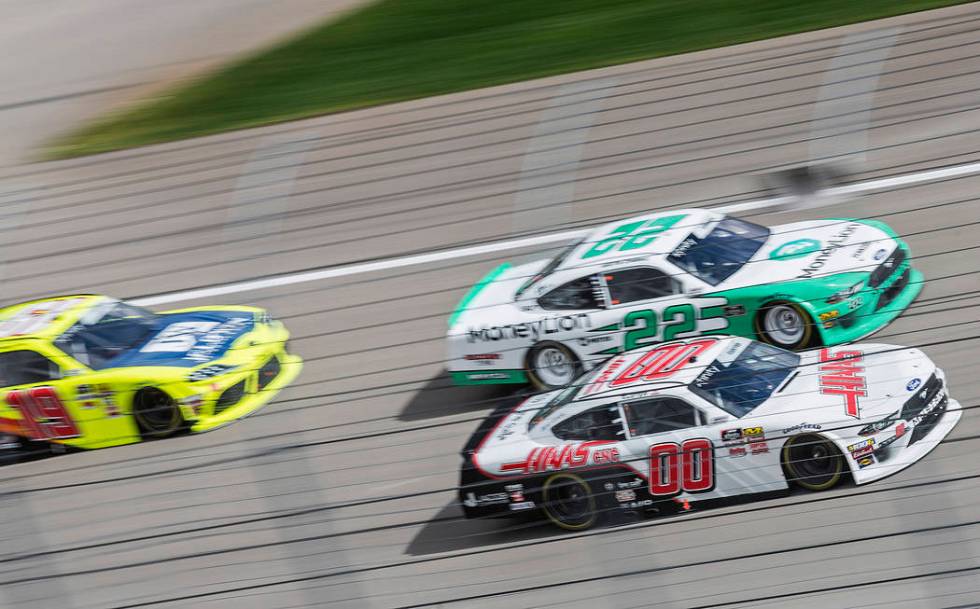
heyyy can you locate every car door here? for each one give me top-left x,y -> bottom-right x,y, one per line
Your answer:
618,394 -> 789,502
615,395 -> 720,500
0,345 -> 137,449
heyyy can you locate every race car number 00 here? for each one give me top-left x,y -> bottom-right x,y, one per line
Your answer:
649,438 -> 714,496
6,387 -> 80,440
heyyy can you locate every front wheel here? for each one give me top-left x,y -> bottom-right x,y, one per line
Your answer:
782,435 -> 846,491
132,388 -> 184,439
756,301 -> 815,350
526,342 -> 580,390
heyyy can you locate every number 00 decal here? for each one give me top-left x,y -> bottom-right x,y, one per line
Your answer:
649,438 -> 714,496
6,387 -> 80,440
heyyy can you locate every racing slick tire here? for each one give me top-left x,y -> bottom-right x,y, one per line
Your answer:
540,471 -> 602,530
133,387 -> 184,439
526,341 -> 581,391
782,434 -> 846,491
755,301 -> 816,350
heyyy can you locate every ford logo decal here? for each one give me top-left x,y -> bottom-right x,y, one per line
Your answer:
906,378 -> 922,391
873,249 -> 888,261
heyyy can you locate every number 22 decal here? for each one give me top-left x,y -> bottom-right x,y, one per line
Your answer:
6,387 -> 80,440
622,304 -> 699,350
649,438 -> 714,496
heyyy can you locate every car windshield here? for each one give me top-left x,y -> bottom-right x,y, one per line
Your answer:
515,238 -> 584,299
55,300 -> 159,370
689,339 -> 799,417
667,217 -> 769,286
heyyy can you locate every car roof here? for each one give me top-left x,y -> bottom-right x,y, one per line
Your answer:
0,295 -> 107,342
573,336 -> 739,401
529,337 -> 743,432
555,208 -> 722,274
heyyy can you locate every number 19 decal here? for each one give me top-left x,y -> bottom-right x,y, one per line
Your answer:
649,438 -> 714,496
6,387 -> 80,440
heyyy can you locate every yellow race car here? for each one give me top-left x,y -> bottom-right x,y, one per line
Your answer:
0,295 -> 301,450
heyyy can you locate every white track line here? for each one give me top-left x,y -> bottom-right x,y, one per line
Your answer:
132,160 -> 980,306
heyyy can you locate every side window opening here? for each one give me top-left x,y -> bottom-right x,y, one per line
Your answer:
552,405 -> 625,441
603,267 -> 677,305
538,275 -> 603,311
0,350 -> 62,387
622,397 -> 699,437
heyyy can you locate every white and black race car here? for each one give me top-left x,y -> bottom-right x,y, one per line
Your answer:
459,336 -> 959,530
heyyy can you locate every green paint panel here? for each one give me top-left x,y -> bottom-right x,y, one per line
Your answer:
448,262 -> 511,328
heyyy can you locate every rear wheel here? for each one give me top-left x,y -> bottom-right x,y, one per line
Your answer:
526,342 -> 580,390
541,472 -> 599,530
782,435 -> 845,491
132,388 -> 183,439
756,301 -> 815,350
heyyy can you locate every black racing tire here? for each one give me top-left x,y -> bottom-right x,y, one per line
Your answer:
540,472 -> 600,531
755,300 -> 817,350
782,434 -> 846,491
526,341 -> 581,391
132,387 -> 184,439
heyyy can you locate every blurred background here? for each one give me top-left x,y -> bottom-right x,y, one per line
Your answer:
0,1 -> 978,608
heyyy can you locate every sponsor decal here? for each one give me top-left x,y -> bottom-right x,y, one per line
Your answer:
495,409 -> 534,441
848,438 -> 875,459
615,490 -> 637,502
906,378 -> 922,392
186,317 -> 251,363
466,372 -> 511,381
626,499 -> 654,509
857,454 -> 877,469
818,348 -> 867,418
721,428 -> 742,442
722,305 -> 746,317
693,364 -> 721,389
819,310 -> 840,322
781,422 -> 823,434
728,446 -> 747,458
508,501 -> 536,511
749,442 -> 769,455
797,223 -> 861,279
770,238 -> 822,260
462,492 -> 509,508
743,427 -> 765,441
577,335 -> 613,346
188,364 -> 237,382
852,242 -> 870,259
466,313 -> 591,343
500,442 -> 619,474
873,248 -> 889,261
464,353 -> 502,361
504,483 -> 526,503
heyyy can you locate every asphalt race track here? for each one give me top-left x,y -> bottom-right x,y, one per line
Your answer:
1,4 -> 979,608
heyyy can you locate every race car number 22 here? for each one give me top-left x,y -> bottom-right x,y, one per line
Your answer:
6,387 -> 80,440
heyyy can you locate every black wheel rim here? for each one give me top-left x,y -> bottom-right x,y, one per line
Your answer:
787,438 -> 840,487
136,390 -> 178,432
545,477 -> 594,527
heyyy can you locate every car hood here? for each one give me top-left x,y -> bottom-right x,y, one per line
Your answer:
108,310 -> 255,368
719,219 -> 896,289
747,343 -> 936,427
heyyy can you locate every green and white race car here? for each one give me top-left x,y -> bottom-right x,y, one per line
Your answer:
447,208 -> 920,389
